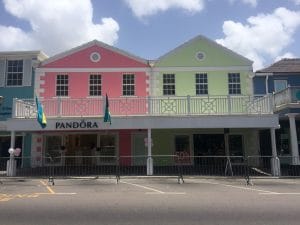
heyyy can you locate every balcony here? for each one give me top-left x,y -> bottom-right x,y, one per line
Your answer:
13,95 -> 273,119
274,86 -> 300,112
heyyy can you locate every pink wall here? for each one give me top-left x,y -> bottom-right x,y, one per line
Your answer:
43,45 -> 147,68
41,72 -> 147,99
40,43 -> 149,116
119,130 -> 132,166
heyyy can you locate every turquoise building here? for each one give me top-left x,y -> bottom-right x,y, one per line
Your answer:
0,51 -> 47,166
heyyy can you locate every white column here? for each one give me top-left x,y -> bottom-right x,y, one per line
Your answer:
7,131 -> 16,176
147,128 -> 153,175
287,113 -> 300,165
270,128 -> 280,176
10,131 -> 15,149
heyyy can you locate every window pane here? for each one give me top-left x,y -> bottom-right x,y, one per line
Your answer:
122,74 -> 135,96
56,74 -> 69,96
89,74 -> 101,96
274,80 -> 287,92
6,60 -> 23,86
195,73 -> 208,95
228,73 -> 241,95
163,74 -> 175,96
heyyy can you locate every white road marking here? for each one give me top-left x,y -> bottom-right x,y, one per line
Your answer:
52,193 -> 77,195
121,180 -> 186,195
121,181 -> 165,194
187,179 -> 279,194
259,193 -> 300,195
146,192 -> 186,195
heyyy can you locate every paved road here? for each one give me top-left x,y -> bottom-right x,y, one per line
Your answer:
1,177 -> 300,225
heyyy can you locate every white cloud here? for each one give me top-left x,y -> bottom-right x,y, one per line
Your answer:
0,0 -> 119,55
229,0 -> 258,7
216,7 -> 300,70
275,52 -> 296,62
124,0 -> 205,18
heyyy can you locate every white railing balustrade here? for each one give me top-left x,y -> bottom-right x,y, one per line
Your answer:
13,95 -> 273,118
274,86 -> 300,110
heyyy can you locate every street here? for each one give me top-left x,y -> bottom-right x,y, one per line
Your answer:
1,177 -> 300,225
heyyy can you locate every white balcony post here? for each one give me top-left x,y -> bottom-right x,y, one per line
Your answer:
147,96 -> 152,115
287,87 -> 292,104
270,128 -> 280,176
227,95 -> 231,114
287,113 -> 300,165
147,128 -> 153,175
187,95 -> 191,115
58,97 -> 62,117
269,93 -> 274,113
12,98 -> 17,118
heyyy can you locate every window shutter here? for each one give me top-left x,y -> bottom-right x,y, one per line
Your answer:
0,60 -> 5,87
23,59 -> 32,86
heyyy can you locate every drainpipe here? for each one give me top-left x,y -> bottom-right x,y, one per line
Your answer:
265,75 -> 269,94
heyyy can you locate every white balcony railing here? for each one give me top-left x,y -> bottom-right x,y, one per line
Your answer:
13,95 -> 273,119
274,86 -> 300,110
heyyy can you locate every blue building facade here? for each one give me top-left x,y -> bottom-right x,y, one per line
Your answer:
0,51 -> 47,166
254,58 -> 300,165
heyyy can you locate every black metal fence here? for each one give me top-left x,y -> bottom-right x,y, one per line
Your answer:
1,155 -> 300,180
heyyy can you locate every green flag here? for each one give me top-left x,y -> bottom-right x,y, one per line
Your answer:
36,96 -> 47,128
104,94 -> 111,125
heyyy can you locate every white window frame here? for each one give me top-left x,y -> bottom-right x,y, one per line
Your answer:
56,74 -> 69,97
89,74 -> 102,96
195,73 -> 208,95
6,59 -> 23,87
163,74 -> 176,96
122,74 -> 135,96
228,73 -> 241,95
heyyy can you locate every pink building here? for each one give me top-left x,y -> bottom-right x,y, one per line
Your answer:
31,40 -> 151,167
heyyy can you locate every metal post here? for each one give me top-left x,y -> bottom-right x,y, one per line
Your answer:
147,128 -> 153,175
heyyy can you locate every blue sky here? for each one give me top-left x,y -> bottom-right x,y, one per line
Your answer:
0,0 -> 300,70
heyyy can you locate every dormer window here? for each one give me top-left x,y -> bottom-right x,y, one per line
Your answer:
6,60 -> 23,86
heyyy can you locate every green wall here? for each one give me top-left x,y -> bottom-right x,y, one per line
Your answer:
151,128 -> 259,166
156,36 -> 252,67
153,35 -> 253,97
155,70 -> 250,96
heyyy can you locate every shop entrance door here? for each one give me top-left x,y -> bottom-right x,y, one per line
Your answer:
132,133 -> 147,166
193,134 -> 225,165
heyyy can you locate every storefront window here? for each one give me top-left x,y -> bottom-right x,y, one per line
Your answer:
174,135 -> 191,164
98,134 -> 116,164
45,136 -> 63,165
229,135 -> 244,156
229,135 -> 244,163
